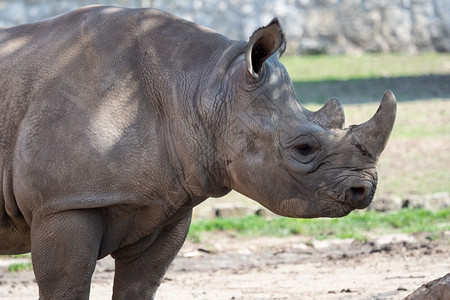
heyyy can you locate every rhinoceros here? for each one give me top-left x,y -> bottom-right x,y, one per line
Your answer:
0,5 -> 396,299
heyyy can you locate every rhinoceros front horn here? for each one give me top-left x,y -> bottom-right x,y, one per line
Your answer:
352,90 -> 397,159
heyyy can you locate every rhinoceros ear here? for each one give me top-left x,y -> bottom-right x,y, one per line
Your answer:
245,18 -> 286,79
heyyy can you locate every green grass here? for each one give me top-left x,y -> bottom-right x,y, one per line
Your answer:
280,52 -> 450,103
188,208 -> 450,243
280,52 -> 450,82
8,253 -> 31,259
8,262 -> 33,272
0,253 -> 33,273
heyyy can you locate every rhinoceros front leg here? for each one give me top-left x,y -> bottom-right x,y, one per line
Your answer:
30,209 -> 105,300
112,210 -> 192,300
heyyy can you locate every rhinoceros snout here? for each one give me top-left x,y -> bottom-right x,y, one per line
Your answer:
345,182 -> 375,209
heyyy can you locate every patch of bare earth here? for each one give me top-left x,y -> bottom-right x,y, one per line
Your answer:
1,232 -> 448,300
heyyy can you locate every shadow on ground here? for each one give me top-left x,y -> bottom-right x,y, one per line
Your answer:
294,74 -> 450,105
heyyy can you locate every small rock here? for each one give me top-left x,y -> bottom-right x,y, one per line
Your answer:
368,194 -> 402,212
403,195 -> 427,209
372,234 -> 417,249
403,192 -> 450,210
403,273 -> 450,300
255,208 -> 277,218
423,192 -> 450,210
214,206 -> 254,218
95,255 -> 115,273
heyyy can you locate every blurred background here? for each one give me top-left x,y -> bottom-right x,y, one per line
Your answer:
0,0 -> 449,219
1,2 -> 449,298
1,0 -> 449,55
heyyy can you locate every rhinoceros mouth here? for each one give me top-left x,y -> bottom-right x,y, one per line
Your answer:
321,193 -> 353,208
279,194 -> 353,218
319,194 -> 356,217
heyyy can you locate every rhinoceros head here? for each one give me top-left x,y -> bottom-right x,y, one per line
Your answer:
221,19 -> 396,218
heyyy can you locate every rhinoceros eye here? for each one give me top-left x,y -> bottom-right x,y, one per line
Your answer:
294,144 -> 314,156
286,135 -> 320,165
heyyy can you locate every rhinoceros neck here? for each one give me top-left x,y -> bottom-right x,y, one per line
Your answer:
136,14 -> 245,201
161,45 -> 246,201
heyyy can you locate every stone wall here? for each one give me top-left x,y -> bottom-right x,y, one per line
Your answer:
0,0 -> 449,54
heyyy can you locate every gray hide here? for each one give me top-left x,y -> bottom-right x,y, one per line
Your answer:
0,5 -> 396,299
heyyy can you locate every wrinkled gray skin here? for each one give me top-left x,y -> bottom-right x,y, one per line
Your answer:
0,5 -> 396,299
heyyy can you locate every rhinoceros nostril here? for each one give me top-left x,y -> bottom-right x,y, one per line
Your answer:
351,187 -> 366,199
346,186 -> 372,209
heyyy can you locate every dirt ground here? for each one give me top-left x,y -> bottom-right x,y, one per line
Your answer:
1,232 -> 449,299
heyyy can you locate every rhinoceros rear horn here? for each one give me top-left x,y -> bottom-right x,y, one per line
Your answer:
313,97 -> 345,129
245,18 -> 286,78
352,90 -> 397,159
